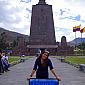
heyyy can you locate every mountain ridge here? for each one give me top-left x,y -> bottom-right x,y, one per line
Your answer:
68,37 -> 85,47
0,27 -> 29,43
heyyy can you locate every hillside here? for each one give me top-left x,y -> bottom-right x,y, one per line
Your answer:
0,27 -> 29,43
69,38 -> 85,46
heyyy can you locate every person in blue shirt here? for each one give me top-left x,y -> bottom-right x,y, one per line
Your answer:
27,50 -> 61,81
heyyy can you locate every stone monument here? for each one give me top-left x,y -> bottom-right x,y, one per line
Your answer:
57,36 -> 74,56
28,0 -> 57,55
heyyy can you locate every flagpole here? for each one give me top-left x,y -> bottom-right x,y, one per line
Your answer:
75,32 -> 77,56
80,26 -> 83,56
81,32 -> 82,56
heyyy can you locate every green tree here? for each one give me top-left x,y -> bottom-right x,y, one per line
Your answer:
12,40 -> 18,47
77,43 -> 85,50
0,32 -> 7,50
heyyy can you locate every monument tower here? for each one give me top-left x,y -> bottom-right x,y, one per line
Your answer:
28,0 -> 57,55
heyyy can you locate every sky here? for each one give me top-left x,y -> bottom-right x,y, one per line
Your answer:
0,0 -> 85,42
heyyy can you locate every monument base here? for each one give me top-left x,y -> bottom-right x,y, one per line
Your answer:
27,45 -> 57,55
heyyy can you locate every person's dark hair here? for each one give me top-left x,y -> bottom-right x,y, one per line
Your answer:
38,50 -> 49,66
38,50 -> 49,59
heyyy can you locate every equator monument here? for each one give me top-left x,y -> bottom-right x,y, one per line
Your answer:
28,0 -> 57,55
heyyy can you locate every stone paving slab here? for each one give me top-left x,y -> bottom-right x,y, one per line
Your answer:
0,57 -> 85,85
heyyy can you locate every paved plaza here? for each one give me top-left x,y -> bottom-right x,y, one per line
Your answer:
0,57 -> 85,85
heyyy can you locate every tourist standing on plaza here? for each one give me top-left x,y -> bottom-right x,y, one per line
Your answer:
0,50 -> 2,74
0,50 -> 4,74
27,50 -> 61,81
2,53 -> 10,72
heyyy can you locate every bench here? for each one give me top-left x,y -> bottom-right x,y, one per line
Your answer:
79,64 -> 85,73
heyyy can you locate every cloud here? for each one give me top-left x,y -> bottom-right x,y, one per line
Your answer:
26,8 -> 32,13
59,9 -> 66,15
59,15 -> 81,21
0,0 -> 30,34
20,0 -> 32,3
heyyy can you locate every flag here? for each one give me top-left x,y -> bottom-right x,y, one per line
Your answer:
80,27 -> 85,33
83,27 -> 85,32
73,25 -> 81,32
73,27 -> 76,32
75,25 -> 81,31
80,28 -> 83,33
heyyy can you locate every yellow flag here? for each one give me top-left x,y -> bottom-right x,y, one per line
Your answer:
83,27 -> 85,32
75,25 -> 81,29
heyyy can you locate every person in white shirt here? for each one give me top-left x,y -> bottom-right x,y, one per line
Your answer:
2,53 -> 10,72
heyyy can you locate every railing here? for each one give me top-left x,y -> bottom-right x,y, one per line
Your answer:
29,78 -> 59,85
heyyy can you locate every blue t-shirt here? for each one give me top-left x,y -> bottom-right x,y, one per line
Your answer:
33,58 -> 53,79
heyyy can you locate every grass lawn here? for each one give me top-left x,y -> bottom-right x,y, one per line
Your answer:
65,57 -> 85,65
8,56 -> 32,66
9,56 -> 20,63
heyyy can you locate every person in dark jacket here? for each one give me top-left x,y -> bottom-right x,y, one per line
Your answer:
0,51 -> 2,75
0,50 -> 4,74
27,50 -> 61,81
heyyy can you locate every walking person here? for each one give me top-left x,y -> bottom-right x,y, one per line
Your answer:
27,50 -> 61,81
